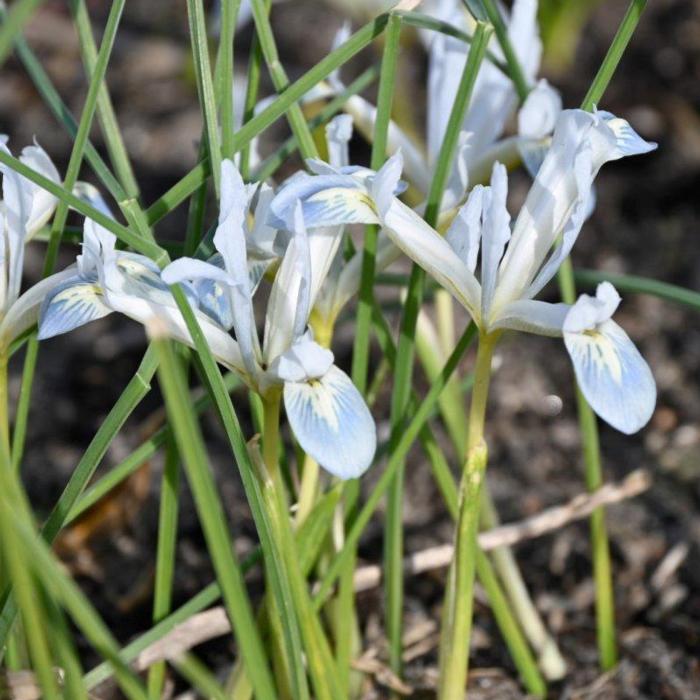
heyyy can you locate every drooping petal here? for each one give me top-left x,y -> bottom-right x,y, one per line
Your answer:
37,274 -> 113,340
264,202 -> 312,362
72,181 -> 115,218
480,162 -> 511,318
1,268 -> 76,345
562,282 -> 655,434
162,257 -> 232,287
597,111 -> 657,160
284,365 -> 376,479
382,198 -> 482,321
491,298 -> 569,337
102,258 -> 246,375
517,79 -> 562,140
564,318 -> 655,434
269,172 -> 378,229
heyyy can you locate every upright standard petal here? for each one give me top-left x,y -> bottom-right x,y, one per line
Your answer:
446,184 -> 484,274
215,159 -> 261,377
284,365 -> 376,479
492,110 -> 611,310
0,139 -> 32,307
20,141 -> 60,238
264,202 -> 312,363
326,114 -> 353,169
563,283 -> 656,434
480,163 -> 511,318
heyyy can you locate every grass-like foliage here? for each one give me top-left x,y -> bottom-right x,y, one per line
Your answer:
2,0 -> 689,697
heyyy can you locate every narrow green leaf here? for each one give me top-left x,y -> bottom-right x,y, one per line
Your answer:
152,333 -> 277,699
187,0 -> 223,194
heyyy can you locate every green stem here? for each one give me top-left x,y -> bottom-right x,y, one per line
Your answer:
295,454 -> 320,528
147,437 -> 181,700
554,0 -> 648,671
249,0 -> 318,159
0,350 -> 10,458
374,310 -> 545,696
384,22 -> 492,684
215,0 -> 242,160
152,334 -> 277,699
352,11 -> 402,395
437,332 -> 496,700
261,392 -> 342,700
0,0 -> 43,66
70,0 -> 145,220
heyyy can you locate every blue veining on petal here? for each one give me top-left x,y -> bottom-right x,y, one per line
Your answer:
269,173 -> 377,229
564,318 -> 656,434
38,274 -> 112,339
284,365 -> 376,480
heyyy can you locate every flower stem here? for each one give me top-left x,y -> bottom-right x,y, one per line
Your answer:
437,331 -> 496,700
0,349 -> 10,459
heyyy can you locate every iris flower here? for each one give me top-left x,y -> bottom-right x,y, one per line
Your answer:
162,160 -> 376,479
330,0 -> 561,201
0,138 -> 75,350
39,158 -> 376,479
269,108 -> 657,434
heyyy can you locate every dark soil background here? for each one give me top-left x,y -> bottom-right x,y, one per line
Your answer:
1,0 -> 699,697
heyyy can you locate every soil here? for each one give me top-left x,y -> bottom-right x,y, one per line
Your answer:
1,0 -> 699,697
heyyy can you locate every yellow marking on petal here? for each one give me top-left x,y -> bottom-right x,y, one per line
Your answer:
584,329 -> 623,384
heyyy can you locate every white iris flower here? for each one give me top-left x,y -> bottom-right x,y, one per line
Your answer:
39,160 -> 376,479
269,108 -> 658,434
162,161 -> 377,480
331,0 -> 561,201
0,137 -> 76,349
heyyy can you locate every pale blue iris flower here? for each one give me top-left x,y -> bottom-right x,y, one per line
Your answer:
331,0 -> 561,201
269,109 -> 657,434
0,137 -> 77,348
39,215 -> 243,367
162,160 -> 376,480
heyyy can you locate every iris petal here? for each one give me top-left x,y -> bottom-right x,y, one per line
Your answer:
284,365 -> 376,480
564,319 -> 656,434
38,275 -> 112,339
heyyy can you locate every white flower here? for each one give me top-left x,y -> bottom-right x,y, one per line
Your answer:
0,137 -> 78,348
332,0 -> 561,202
161,160 -> 376,480
271,108 -> 658,434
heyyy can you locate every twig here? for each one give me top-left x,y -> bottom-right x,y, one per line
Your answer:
129,470 -> 650,670
353,469 -> 651,592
